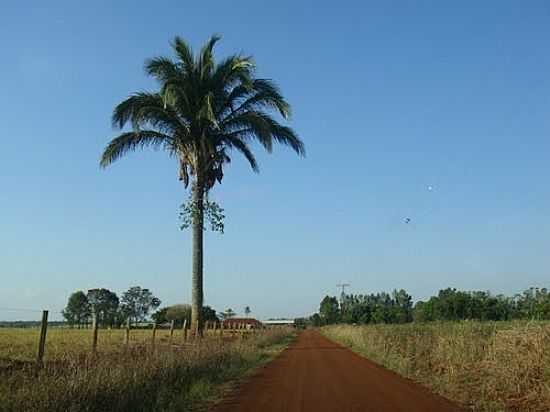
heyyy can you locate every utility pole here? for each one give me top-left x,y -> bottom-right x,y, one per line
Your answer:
336,283 -> 350,312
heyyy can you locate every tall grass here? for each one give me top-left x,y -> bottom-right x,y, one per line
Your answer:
0,329 -> 294,412
322,321 -> 550,411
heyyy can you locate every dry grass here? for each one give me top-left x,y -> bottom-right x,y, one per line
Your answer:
0,327 -> 295,412
322,321 -> 550,412
0,327 -> 232,362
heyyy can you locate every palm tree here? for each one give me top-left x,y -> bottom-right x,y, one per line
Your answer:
244,306 -> 251,318
100,35 -> 304,334
220,308 -> 236,320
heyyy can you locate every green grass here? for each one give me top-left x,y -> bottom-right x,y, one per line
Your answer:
0,328 -> 295,412
322,321 -> 550,411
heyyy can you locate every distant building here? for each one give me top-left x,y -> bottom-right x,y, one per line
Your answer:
263,319 -> 295,327
221,318 -> 263,329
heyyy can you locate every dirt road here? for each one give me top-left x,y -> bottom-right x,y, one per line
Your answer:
211,330 -> 462,412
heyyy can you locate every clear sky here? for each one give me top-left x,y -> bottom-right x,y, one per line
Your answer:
1,1 -> 549,321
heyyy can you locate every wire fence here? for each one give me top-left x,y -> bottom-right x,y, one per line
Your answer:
0,310 -> 262,369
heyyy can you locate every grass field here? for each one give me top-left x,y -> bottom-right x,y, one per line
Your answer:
0,326 -> 240,362
322,321 -> 550,411
0,327 -> 295,412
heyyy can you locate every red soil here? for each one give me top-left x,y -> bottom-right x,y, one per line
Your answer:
210,329 -> 463,412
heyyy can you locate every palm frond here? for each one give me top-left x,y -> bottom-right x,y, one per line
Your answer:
229,79 -> 291,119
111,92 -> 187,136
100,131 -> 173,168
198,34 -> 221,79
266,122 -> 304,156
197,93 -> 219,129
223,136 -> 259,172
222,111 -> 304,156
144,57 -> 179,83
212,55 -> 255,90
172,36 -> 195,73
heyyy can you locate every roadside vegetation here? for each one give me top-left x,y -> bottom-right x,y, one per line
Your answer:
0,328 -> 295,412
322,321 -> 550,411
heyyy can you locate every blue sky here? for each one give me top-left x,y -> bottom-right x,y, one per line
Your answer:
1,1 -> 549,321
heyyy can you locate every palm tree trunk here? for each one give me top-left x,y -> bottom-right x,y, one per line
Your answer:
191,180 -> 204,336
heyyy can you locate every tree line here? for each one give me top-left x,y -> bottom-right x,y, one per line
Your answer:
152,305 -> 250,326
309,287 -> 550,326
63,287 -> 253,329
62,286 -> 161,328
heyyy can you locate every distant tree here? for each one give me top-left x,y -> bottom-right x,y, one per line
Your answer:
153,304 -> 218,327
411,288 -> 524,322
320,290 -> 413,325
202,305 -> 219,322
166,304 -> 191,327
244,306 -> 251,318
120,286 -> 161,325
87,288 -> 120,328
294,317 -> 308,329
515,287 -> 550,320
310,313 -> 322,327
220,308 -> 236,320
62,291 -> 90,328
390,289 -> 413,323
412,301 -> 433,322
371,305 -> 389,324
319,296 -> 340,325
151,307 -> 169,324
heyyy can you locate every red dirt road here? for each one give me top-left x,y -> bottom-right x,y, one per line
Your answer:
211,330 -> 462,412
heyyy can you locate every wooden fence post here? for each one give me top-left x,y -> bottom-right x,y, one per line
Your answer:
169,320 -> 175,345
91,312 -> 98,354
183,319 -> 188,342
124,318 -> 130,346
151,323 -> 157,347
36,310 -> 48,368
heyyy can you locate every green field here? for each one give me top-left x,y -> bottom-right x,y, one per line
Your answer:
322,321 -> 550,411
